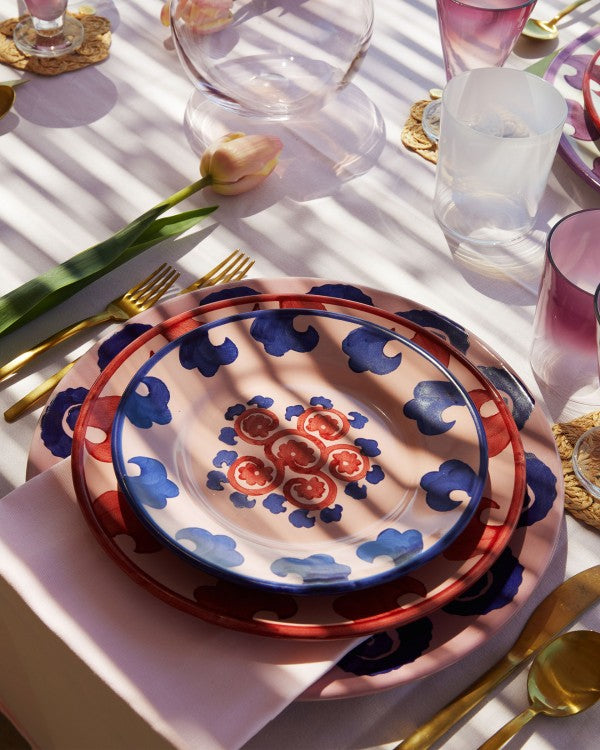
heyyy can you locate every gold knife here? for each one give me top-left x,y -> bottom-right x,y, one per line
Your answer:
396,565 -> 600,750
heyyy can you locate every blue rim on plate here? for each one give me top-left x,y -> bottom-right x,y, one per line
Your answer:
111,308 -> 488,595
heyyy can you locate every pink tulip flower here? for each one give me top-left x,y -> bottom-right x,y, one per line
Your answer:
200,133 -> 283,195
162,0 -> 235,34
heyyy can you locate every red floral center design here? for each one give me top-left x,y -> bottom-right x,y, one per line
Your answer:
227,405 -> 371,510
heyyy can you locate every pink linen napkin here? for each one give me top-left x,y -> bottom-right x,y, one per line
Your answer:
0,459 -> 361,749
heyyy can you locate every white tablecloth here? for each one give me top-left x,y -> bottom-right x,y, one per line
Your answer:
1,1 -> 599,748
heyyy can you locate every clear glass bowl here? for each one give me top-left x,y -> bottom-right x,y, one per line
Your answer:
170,0 -> 374,120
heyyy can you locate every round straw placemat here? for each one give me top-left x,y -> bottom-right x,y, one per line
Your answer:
401,98 -> 438,164
552,410 -> 600,530
0,12 -> 110,75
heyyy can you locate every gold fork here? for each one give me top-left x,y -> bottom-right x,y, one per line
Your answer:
0,263 -> 180,385
4,251 -> 254,422
180,249 -> 255,293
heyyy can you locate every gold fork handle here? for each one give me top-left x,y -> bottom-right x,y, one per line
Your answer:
4,361 -> 77,423
0,307 -> 123,383
477,707 -> 537,750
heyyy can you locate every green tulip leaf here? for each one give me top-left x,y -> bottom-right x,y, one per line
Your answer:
0,178 -> 216,339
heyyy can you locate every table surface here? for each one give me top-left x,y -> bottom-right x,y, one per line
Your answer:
1,1 -> 599,748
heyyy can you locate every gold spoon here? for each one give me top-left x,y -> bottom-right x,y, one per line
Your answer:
478,630 -> 600,749
0,78 -> 28,121
522,0 -> 592,40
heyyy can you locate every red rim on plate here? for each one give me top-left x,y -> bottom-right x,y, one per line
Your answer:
71,292 -> 525,639
583,47 -> 600,133
110,307 -> 490,595
32,277 -> 562,697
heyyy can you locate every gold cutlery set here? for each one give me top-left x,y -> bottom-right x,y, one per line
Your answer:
398,565 -> 600,748
2,250 -> 254,422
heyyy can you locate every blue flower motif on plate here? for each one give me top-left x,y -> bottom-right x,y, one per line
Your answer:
403,380 -> 468,435
250,310 -> 319,356
518,451 -> 557,528
308,283 -> 375,305
356,528 -> 423,564
442,546 -> 524,616
196,284 -> 261,305
40,386 -> 89,458
175,527 -> 244,568
178,328 -> 239,376
97,323 -> 153,370
123,376 -> 172,429
478,365 -> 534,430
271,553 -> 352,584
124,456 -> 179,509
396,309 -> 470,353
420,459 -> 480,512
342,326 -> 403,374
337,617 -> 434,676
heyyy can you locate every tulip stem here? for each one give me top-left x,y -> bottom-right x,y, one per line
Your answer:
161,176 -> 213,209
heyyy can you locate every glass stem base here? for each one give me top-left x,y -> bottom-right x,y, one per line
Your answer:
13,15 -> 84,58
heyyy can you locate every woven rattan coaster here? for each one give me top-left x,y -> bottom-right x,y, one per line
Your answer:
0,12 -> 110,75
552,410 -> 600,530
401,99 -> 438,164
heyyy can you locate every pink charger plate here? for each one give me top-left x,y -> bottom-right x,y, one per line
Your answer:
29,278 -> 563,699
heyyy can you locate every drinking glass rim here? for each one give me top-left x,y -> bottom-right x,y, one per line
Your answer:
437,0 -> 536,10
441,68 -> 568,139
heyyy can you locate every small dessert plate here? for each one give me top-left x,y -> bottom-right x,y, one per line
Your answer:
112,308 -> 488,595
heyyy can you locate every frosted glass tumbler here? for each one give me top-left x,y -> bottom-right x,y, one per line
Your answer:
433,68 -> 567,245
530,209 -> 600,409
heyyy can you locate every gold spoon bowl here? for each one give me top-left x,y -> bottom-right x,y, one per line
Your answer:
478,630 -> 600,749
0,78 -> 28,121
522,0 -> 593,40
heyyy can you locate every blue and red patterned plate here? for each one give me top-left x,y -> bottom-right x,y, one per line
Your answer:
30,278 -> 561,698
70,290 -> 522,636
111,308 -> 488,595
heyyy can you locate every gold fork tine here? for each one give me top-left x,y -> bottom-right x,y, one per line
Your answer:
4,253 -> 254,422
136,267 -> 180,308
180,249 -> 249,293
0,264 -> 179,384
223,258 -> 255,283
124,262 -> 171,296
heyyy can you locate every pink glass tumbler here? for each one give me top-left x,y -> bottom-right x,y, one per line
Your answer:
572,286 -> 600,499
437,0 -> 537,81
422,0 -> 537,142
530,209 -> 600,415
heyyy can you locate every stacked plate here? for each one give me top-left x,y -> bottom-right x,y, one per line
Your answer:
29,278 -> 563,699
544,27 -> 600,193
